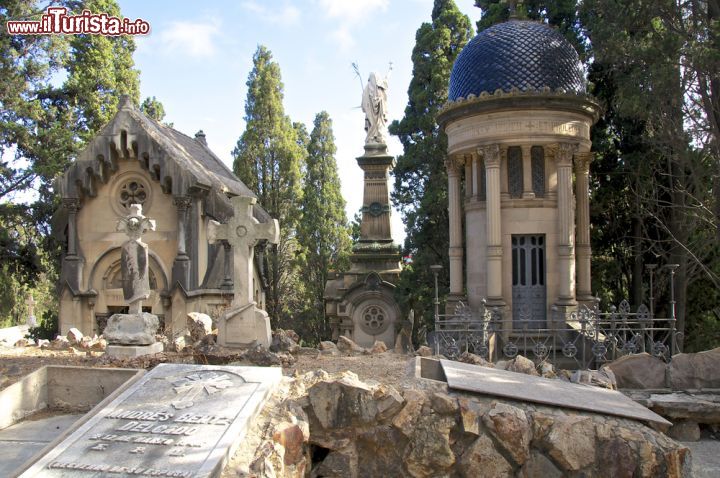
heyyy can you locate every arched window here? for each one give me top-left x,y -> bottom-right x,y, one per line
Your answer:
531,146 -> 545,197
507,146 -> 523,198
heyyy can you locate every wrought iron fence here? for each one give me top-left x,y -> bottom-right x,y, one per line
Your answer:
431,299 -> 682,370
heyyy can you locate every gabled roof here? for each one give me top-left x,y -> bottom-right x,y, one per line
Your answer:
58,96 -> 270,223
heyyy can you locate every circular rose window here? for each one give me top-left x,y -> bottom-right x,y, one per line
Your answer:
119,180 -> 148,209
359,304 -> 390,335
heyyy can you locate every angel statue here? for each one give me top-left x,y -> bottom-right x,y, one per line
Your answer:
361,69 -> 391,144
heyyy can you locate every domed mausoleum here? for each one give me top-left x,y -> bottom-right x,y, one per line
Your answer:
437,19 -> 601,327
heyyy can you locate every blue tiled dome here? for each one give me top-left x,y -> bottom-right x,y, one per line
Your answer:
448,20 -> 584,101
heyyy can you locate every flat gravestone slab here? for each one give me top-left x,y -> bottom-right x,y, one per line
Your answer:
441,360 -> 671,427
20,363 -> 282,478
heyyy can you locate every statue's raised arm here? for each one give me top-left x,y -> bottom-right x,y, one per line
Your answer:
361,71 -> 389,144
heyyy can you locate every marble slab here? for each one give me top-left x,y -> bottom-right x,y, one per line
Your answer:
19,363 -> 282,478
440,360 -> 671,427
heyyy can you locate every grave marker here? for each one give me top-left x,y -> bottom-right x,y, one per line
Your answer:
19,363 -> 281,477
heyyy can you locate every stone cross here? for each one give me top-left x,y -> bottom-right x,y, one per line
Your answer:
116,204 -> 156,314
26,294 -> 36,327
208,196 -> 279,308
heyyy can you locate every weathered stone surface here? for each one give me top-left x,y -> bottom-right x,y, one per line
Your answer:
506,355 -> 539,376
668,420 -> 701,442
271,329 -> 300,354
539,362 -> 556,378
311,450 -> 355,478
89,337 -> 107,351
669,348 -> 720,390
518,451 -> 562,478
571,368 -> 617,390
173,335 -> 190,352
243,345 -> 296,367
356,425 -> 407,477
415,345 -> 432,357
429,392 -> 458,415
442,360 -> 670,427
186,312 -> 213,343
597,435 -> 638,478
22,364 -> 282,478
646,392 -> 720,423
272,422 -> 307,466
458,352 -> 493,367
66,328 -> 83,344
542,415 -> 596,472
392,390 -> 427,436
459,434 -> 513,478
458,397 -> 487,435
336,336 -> 366,354
13,338 -> 30,347
403,414 -> 455,478
103,312 -> 159,345
373,384 -> 404,421
605,353 -> 667,389
308,373 -> 378,429
371,340 -> 387,354
318,341 -> 338,355
483,401 -> 531,465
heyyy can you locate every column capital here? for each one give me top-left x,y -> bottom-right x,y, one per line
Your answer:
548,142 -> 577,167
173,195 -> 192,210
444,155 -> 465,174
478,144 -> 501,168
573,151 -> 593,174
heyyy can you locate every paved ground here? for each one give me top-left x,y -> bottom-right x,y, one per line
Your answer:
0,412 -> 83,477
682,439 -> 720,477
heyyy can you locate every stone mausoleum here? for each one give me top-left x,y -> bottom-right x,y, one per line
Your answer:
55,96 -> 274,337
436,19 -> 601,327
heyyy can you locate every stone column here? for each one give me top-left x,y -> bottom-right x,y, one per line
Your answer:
61,198 -> 83,292
521,145 -> 535,199
574,151 -> 593,301
172,196 -> 192,289
63,198 -> 80,257
464,157 -> 473,199
481,144 -> 504,305
555,143 -> 577,305
221,240 -> 233,290
446,156 -> 464,297
471,153 -> 479,199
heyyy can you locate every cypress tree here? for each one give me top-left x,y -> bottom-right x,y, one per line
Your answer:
298,111 -> 352,343
232,45 -> 305,325
389,0 -> 472,331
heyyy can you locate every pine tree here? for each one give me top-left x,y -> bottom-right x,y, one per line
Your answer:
389,0 -> 472,331
232,45 -> 305,325
140,96 -> 167,122
298,111 -> 352,343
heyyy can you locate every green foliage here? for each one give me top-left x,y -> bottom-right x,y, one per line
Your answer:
1,0 -> 140,302
390,0 -> 473,332
232,45 -> 306,325
140,96 -> 167,122
297,111 -> 352,343
27,309 -> 59,341
581,0 -> 720,349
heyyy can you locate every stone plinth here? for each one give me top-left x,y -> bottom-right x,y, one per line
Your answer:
19,364 -> 282,478
324,143 -> 401,348
106,342 -> 164,358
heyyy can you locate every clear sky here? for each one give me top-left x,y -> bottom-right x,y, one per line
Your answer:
120,0 -> 482,245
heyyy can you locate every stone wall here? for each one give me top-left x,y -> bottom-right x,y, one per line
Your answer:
230,370 -> 691,478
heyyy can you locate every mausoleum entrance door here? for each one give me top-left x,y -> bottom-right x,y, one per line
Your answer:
511,235 -> 546,329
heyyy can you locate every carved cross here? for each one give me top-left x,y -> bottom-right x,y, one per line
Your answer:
208,196 -> 280,308
116,204 -> 156,314
117,204 -> 156,242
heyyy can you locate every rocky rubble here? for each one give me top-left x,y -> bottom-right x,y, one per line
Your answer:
233,370 -> 691,478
